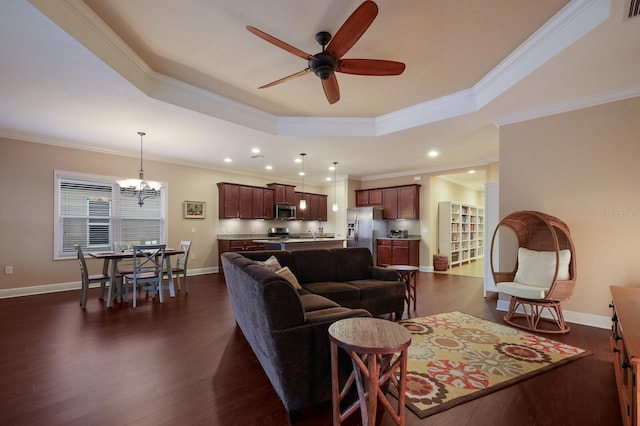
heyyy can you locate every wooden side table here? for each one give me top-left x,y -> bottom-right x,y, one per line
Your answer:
387,265 -> 419,313
329,317 -> 412,426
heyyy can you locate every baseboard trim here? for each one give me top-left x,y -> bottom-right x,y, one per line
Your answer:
496,299 -> 611,330
0,267 -> 219,299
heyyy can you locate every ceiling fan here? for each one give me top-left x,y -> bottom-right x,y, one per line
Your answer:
247,0 -> 405,105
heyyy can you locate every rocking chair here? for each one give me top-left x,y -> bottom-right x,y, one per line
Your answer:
490,211 -> 577,334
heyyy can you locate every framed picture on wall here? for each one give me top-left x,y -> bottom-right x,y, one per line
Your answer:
184,201 -> 206,219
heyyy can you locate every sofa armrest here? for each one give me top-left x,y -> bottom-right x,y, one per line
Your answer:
372,266 -> 399,281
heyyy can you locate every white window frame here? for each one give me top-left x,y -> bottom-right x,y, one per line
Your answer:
54,170 -> 168,260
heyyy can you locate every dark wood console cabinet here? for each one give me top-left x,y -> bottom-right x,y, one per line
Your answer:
377,239 -> 419,267
610,285 -> 640,426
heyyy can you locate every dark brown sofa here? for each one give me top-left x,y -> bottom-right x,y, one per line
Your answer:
241,247 -> 406,317
220,247 -> 405,422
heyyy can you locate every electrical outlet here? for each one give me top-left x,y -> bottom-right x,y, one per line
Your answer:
5,266 -> 13,275
191,227 -> 196,233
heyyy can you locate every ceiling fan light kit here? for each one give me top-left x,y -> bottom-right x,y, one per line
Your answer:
247,0 -> 405,104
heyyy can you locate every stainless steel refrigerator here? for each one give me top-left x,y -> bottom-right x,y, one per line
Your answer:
346,207 -> 387,264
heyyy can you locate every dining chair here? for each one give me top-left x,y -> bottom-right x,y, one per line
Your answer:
75,245 -> 110,309
172,240 -> 192,293
122,244 -> 166,308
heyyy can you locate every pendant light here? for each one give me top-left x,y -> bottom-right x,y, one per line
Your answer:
116,132 -> 162,207
332,162 -> 338,212
299,153 -> 306,210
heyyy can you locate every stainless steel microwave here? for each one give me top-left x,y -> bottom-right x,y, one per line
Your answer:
275,204 -> 296,220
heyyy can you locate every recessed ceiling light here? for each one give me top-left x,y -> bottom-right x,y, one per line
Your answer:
294,158 -> 302,163
428,150 -> 439,158
326,177 -> 332,181
329,165 -> 336,171
468,170 -> 476,174
298,171 -> 305,176
251,148 -> 260,154
265,165 -> 273,170
224,157 -> 232,163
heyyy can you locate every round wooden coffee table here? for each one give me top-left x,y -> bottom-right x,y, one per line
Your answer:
328,317 -> 412,426
387,265 -> 419,313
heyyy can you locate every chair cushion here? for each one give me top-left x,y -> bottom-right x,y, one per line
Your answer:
514,247 -> 571,288
497,282 -> 547,300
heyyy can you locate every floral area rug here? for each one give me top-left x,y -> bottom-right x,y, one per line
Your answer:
390,311 -> 590,418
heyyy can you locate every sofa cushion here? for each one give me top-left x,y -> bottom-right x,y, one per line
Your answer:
300,294 -> 340,312
259,255 -> 282,272
241,250 -> 296,274
302,281 -> 360,307
346,279 -> 406,300
330,247 -> 372,282
292,250 -> 336,284
276,266 -> 302,290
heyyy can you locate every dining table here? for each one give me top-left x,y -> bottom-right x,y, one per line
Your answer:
89,248 -> 184,308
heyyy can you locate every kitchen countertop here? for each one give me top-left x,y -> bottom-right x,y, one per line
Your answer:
217,234 -> 335,240
377,236 -> 422,241
252,238 -> 345,244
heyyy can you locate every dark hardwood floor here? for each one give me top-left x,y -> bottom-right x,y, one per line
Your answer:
0,272 -> 621,426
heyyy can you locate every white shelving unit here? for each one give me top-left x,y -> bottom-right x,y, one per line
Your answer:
438,201 -> 485,267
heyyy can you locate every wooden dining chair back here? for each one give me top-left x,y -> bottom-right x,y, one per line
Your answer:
123,244 -> 166,308
490,210 -> 577,333
172,240 -> 192,293
75,245 -> 110,309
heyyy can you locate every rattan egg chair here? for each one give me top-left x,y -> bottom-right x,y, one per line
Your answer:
490,211 -> 577,334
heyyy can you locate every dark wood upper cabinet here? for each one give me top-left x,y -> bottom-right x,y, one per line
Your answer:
398,185 -> 420,219
267,183 -> 296,205
355,188 -> 384,207
238,186 -> 253,219
382,187 -> 399,219
218,183 -> 240,219
263,188 -> 274,219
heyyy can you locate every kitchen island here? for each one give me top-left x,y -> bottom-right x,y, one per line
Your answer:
252,238 -> 346,251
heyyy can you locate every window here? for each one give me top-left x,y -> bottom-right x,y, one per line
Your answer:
54,170 -> 167,259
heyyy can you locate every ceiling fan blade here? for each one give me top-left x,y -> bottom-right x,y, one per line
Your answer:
259,68 -> 310,89
326,1 -> 378,59
247,26 -> 313,60
322,73 -> 340,104
337,59 -> 406,76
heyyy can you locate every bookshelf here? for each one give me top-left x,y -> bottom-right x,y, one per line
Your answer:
438,201 -> 484,267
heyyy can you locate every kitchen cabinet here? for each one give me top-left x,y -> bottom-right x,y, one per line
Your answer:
218,183 -> 240,219
356,184 -> 420,219
438,201 -> 484,267
610,286 -> 640,426
217,182 -> 274,219
355,189 -> 383,207
295,192 -> 328,221
377,239 -> 419,267
267,183 -> 296,205
218,239 -> 266,275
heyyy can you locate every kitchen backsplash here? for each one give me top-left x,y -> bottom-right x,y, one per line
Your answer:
385,219 -> 420,236
218,219 -> 331,236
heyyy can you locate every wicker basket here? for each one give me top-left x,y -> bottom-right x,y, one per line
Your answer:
433,255 -> 449,271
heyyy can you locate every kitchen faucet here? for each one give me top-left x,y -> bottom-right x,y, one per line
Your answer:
308,230 -> 316,239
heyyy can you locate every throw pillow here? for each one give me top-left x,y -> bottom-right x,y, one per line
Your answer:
259,255 -> 282,272
514,247 -> 571,288
276,266 -> 302,290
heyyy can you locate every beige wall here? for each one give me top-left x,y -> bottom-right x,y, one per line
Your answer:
0,137 -> 328,290
500,96 -> 640,318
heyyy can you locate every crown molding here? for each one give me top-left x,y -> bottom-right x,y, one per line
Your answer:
29,0 -> 610,138
494,84 -> 640,126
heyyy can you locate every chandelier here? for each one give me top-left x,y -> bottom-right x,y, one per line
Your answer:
116,131 -> 162,207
